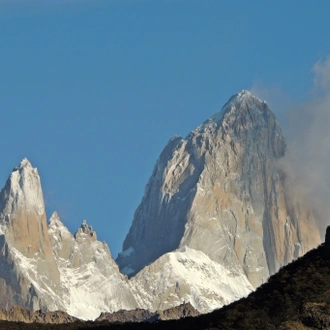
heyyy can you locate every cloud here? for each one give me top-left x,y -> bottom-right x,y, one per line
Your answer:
277,56 -> 330,234
312,56 -> 330,92
250,81 -> 291,124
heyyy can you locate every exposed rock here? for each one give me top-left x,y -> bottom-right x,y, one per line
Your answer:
0,159 -> 64,311
96,309 -> 157,323
0,305 -> 78,323
95,302 -> 200,323
48,212 -> 138,320
118,91 -> 321,307
0,90 -> 322,322
0,159 -> 139,320
158,302 -> 200,320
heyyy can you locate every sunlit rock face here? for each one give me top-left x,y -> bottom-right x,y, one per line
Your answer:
0,159 -> 138,320
0,159 -> 63,311
118,91 -> 321,289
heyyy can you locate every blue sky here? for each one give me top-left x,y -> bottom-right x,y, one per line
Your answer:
0,0 -> 330,258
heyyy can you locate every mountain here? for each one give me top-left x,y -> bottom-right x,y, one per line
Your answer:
0,232 -> 328,330
0,159 -> 137,320
118,90 -> 320,293
48,213 -> 138,320
130,246 -> 253,313
102,229 -> 330,330
0,90 -> 322,323
0,159 -> 64,311
145,228 -> 330,330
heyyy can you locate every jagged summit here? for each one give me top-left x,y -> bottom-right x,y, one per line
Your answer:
0,159 -> 62,311
229,89 -> 262,103
48,212 -> 72,239
2,158 -> 44,217
74,220 -> 97,240
0,160 -> 136,319
207,90 -> 269,125
13,158 -> 33,170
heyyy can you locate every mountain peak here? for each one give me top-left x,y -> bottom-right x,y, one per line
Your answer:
2,159 -> 44,218
12,158 -> 35,172
19,158 -> 32,168
74,220 -> 97,241
231,89 -> 261,102
208,90 -> 267,124
48,212 -> 72,237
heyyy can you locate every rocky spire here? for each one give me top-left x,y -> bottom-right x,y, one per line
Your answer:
74,220 -> 97,241
0,158 -> 52,258
0,159 -> 62,311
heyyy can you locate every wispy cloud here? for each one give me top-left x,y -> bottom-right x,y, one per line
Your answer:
278,56 -> 330,234
312,56 -> 330,93
250,81 -> 291,122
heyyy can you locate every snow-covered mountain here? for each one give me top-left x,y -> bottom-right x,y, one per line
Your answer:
0,159 -> 137,320
48,213 -> 138,320
0,91 -> 321,321
130,246 -> 253,313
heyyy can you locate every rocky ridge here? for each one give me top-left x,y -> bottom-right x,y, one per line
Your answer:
96,302 -> 200,323
47,211 -> 138,320
0,305 -> 78,324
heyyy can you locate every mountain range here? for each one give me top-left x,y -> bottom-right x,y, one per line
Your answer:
0,90 -> 321,321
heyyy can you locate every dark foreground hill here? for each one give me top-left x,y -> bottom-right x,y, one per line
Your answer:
2,233 -> 330,330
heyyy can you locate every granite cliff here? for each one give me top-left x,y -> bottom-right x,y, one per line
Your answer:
118,91 -> 321,292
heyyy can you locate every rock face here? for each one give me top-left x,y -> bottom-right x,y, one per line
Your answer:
0,159 -> 63,311
118,91 -> 321,291
0,159 -> 137,320
48,212 -> 138,320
